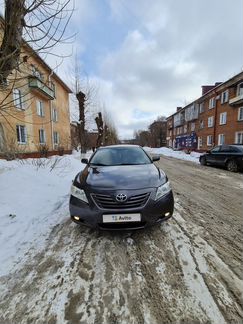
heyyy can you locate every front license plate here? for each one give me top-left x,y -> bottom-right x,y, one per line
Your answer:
103,213 -> 141,223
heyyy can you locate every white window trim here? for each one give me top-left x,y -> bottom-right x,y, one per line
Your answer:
13,88 -> 24,110
221,90 -> 229,104
208,116 -> 214,127
209,97 -> 215,109
53,131 -> 59,145
52,108 -> 58,122
16,125 -> 27,144
36,100 -> 45,117
238,107 -> 243,121
39,129 -> 46,144
235,131 -> 243,144
219,112 -> 227,125
207,135 -> 213,146
218,134 -> 225,145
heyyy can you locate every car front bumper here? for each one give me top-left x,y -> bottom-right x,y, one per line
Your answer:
69,190 -> 174,230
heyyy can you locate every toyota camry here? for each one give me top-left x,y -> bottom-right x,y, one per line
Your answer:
69,145 -> 174,230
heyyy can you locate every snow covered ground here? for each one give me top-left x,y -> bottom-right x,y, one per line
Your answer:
144,146 -> 203,163
0,151 -> 88,276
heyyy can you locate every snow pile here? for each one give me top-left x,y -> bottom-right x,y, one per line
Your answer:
0,153 -> 88,276
144,147 -> 203,164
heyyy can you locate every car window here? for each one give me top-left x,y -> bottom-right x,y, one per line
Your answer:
211,146 -> 221,153
90,147 -> 152,166
220,145 -> 231,152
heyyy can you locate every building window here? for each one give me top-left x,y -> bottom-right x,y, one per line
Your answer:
199,102 -> 204,113
219,112 -> 227,125
198,137 -> 203,147
209,97 -> 216,109
237,82 -> 243,96
238,107 -> 243,121
13,88 -> 24,109
36,100 -> 45,117
208,116 -> 214,127
207,135 -> 213,146
52,108 -> 58,122
39,129 -> 46,144
16,125 -> 27,144
190,122 -> 195,131
218,134 -> 225,145
53,131 -> 59,145
235,132 -> 243,144
221,90 -> 229,104
199,120 -> 204,129
184,124 -> 187,133
31,64 -> 44,81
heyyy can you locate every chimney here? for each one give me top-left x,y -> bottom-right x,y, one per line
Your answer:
201,82 -> 223,95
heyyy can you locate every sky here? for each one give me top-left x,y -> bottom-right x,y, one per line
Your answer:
1,0 -> 243,139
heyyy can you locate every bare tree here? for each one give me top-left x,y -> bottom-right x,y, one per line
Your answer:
0,0 -> 74,85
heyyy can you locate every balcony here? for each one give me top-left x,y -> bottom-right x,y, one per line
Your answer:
28,76 -> 54,100
229,93 -> 243,106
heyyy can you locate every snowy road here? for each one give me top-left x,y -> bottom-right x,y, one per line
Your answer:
0,155 -> 242,324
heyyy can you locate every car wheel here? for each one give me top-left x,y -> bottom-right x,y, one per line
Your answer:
200,156 -> 207,166
226,160 -> 238,172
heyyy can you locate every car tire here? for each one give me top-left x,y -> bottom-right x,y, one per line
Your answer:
226,160 -> 238,172
200,156 -> 207,166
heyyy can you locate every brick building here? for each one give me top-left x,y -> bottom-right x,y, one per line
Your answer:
0,17 -> 72,158
166,72 -> 243,151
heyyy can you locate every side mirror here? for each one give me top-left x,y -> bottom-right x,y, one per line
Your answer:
152,155 -> 160,162
81,158 -> 88,164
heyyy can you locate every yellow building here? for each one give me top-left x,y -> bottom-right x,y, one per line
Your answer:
0,18 -> 72,158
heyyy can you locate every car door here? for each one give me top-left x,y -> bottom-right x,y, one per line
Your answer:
206,146 -> 221,165
218,145 -> 232,166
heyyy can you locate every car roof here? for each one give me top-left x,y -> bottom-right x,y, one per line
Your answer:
98,144 -> 141,149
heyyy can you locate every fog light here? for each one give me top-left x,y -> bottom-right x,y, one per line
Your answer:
74,216 -> 80,221
165,212 -> 170,217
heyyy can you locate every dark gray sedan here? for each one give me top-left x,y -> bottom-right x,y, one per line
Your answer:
69,145 -> 174,230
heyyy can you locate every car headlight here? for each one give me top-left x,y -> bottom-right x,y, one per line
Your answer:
155,181 -> 171,200
70,184 -> 88,203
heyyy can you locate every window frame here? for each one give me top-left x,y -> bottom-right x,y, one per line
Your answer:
16,125 -> 27,144
218,134 -> 225,145
238,107 -> 243,121
209,97 -> 216,109
13,88 -> 24,110
235,131 -> 243,144
221,90 -> 229,104
53,131 -> 59,145
219,112 -> 227,125
39,129 -> 46,144
36,100 -> 45,117
208,116 -> 214,127
207,135 -> 213,146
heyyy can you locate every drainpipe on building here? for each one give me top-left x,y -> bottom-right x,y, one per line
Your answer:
213,91 -> 218,147
48,70 -> 54,151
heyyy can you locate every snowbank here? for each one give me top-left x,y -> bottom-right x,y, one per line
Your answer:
0,153 -> 89,276
144,147 -> 203,164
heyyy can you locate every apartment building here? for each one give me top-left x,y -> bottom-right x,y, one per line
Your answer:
0,17 -> 72,158
166,72 -> 243,151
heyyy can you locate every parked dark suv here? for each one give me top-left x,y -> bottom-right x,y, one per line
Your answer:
199,144 -> 243,172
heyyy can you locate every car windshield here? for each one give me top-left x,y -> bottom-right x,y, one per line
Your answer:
89,147 -> 152,166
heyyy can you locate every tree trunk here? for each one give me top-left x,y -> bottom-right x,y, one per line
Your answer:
76,91 -> 86,153
95,112 -> 104,148
0,0 -> 25,85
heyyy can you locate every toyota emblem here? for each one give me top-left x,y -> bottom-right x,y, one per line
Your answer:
116,193 -> 127,202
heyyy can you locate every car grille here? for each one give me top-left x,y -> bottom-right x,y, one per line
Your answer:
91,192 -> 150,209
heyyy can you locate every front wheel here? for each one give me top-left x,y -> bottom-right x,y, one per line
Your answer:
226,160 -> 238,172
200,156 -> 207,166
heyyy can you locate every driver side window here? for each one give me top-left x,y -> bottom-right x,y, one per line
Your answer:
211,146 -> 221,153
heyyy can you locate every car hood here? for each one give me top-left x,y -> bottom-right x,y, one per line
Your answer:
79,164 -> 166,190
